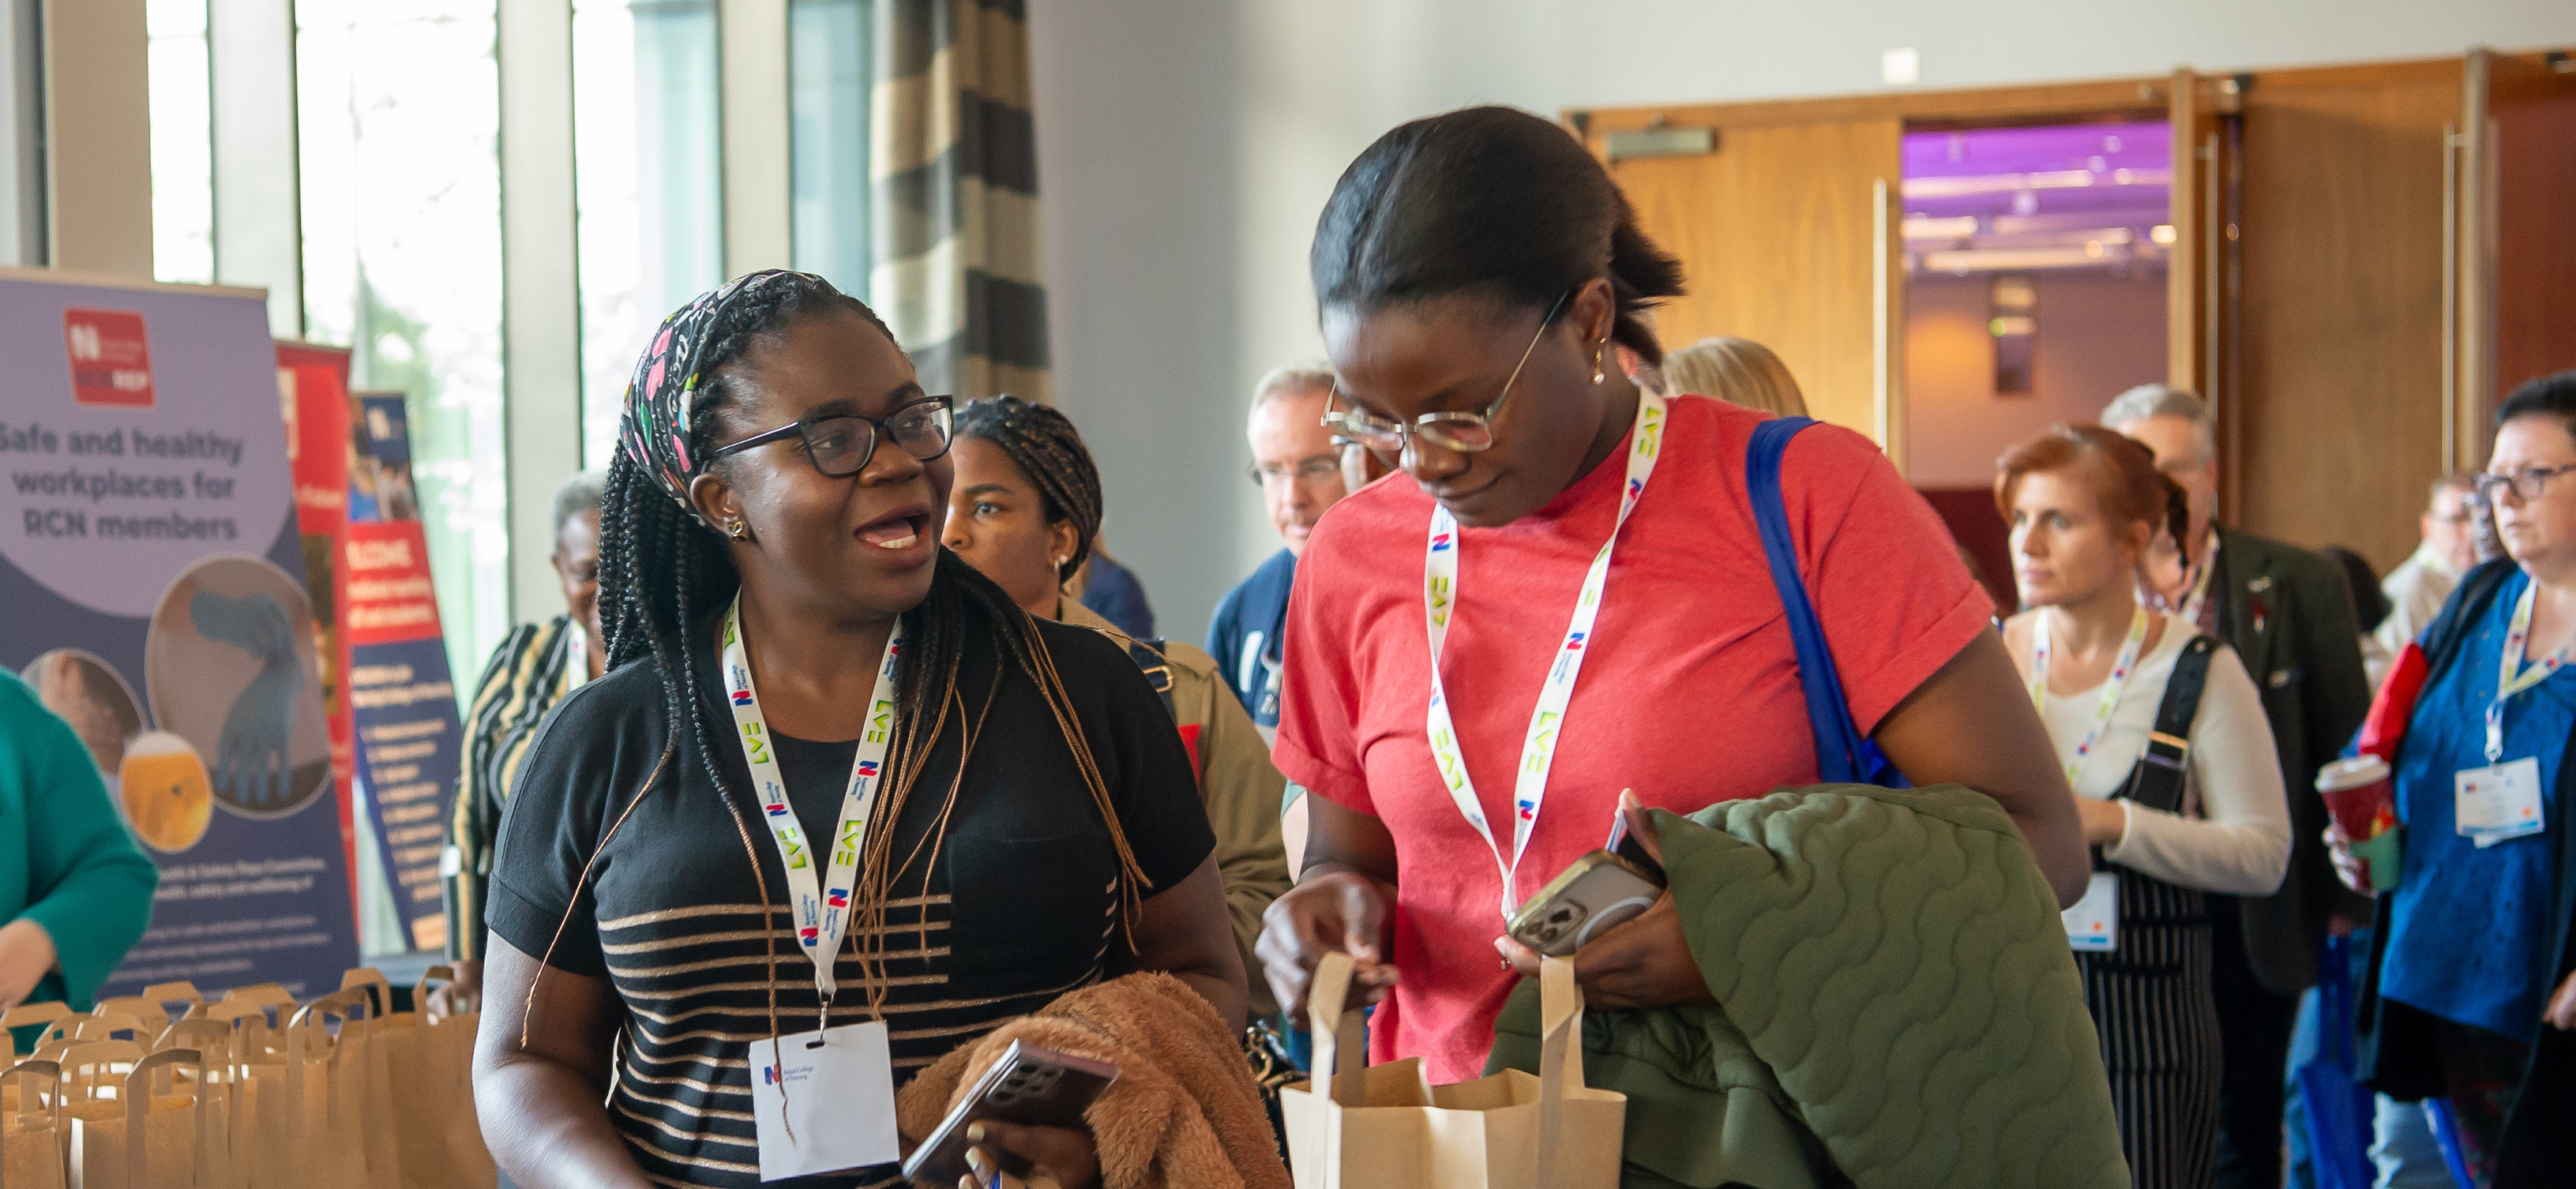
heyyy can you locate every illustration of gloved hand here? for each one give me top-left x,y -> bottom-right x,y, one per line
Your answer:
190,591 -> 304,808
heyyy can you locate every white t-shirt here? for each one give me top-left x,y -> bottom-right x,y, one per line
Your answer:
2038,613 -> 2292,896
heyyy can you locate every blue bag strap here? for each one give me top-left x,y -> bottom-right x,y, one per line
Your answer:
1747,417 -> 1896,785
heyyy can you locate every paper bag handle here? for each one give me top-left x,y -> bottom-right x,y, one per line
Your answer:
1303,951 -> 1372,1109
118,1049 -> 199,1189
141,982 -> 203,1009
289,986 -> 375,1030
1534,957 -> 1589,1183
340,968 -> 396,1019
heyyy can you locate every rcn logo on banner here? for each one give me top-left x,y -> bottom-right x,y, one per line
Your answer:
764,1065 -> 779,1086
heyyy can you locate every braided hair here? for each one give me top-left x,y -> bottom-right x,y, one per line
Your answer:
591,272 -> 1151,1022
952,396 -> 1106,582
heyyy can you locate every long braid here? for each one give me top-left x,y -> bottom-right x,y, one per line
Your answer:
587,271 -> 1152,1038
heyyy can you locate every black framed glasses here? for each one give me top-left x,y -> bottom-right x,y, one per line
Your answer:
706,395 -> 956,477
1320,290 -> 1572,456
2475,463 -> 2576,503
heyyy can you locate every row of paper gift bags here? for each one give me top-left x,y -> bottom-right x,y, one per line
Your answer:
0,966 -> 492,1189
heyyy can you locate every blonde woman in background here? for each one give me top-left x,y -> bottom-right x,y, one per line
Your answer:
1659,336 -> 1809,418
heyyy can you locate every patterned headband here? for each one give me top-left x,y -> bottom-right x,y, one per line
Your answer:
617,269 -> 822,523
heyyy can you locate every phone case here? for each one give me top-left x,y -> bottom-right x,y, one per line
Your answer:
1507,850 -> 1664,957
900,1041 -> 1120,1186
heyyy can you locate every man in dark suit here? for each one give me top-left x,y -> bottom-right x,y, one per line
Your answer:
2107,385 -> 2375,1189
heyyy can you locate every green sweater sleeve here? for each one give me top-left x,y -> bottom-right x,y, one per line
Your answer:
6,680 -> 158,1009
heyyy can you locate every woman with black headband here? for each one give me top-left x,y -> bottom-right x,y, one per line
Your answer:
940,396 -> 1292,1020
471,271 -> 1245,1189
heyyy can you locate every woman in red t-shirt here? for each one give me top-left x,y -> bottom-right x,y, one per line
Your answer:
1253,107 -> 2093,1084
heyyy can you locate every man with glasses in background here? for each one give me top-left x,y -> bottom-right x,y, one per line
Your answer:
1209,363 -> 1355,742
2105,384 -> 2375,1189
2374,473 -> 2483,686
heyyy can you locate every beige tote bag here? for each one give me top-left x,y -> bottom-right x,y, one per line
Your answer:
1279,954 -> 1624,1189
154,1022 -> 242,1189
0,1060 -> 64,1189
284,990 -> 377,1189
195,1003 -> 297,1189
64,1048 -> 223,1189
389,966 -> 492,1189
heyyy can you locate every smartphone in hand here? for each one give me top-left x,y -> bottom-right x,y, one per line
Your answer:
1506,849 -> 1665,958
901,1041 -> 1118,1187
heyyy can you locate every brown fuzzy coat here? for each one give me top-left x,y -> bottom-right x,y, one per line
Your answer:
894,973 -> 1290,1189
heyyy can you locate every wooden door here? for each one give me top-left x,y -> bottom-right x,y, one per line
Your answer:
1602,119 -> 1906,459
2230,60 -> 2460,571
2461,48 -> 2576,459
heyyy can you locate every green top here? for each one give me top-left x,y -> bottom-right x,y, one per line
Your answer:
0,670 -> 158,1010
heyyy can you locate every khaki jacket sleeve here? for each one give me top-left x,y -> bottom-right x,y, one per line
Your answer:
1173,647 -> 1290,1019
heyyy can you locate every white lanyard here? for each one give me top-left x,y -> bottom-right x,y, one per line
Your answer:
2030,607 -> 2153,787
563,620 -> 591,692
2488,582 -> 2573,763
717,596 -> 902,1005
1423,391 -> 1666,918
2176,534 -> 2219,626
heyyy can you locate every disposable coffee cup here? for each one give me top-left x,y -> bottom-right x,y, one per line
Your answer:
2315,756 -> 2395,842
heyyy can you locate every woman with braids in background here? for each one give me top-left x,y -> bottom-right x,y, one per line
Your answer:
471,270 -> 1246,1189
939,396 -> 1291,1020
1256,107 -> 2090,1083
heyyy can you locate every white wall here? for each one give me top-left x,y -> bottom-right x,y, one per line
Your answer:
1039,0 -> 2576,640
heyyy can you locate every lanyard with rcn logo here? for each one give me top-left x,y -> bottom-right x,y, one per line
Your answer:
1423,391 -> 1666,919
717,595 -> 902,1008
2028,607 -> 2153,787
2487,582 -> 2574,763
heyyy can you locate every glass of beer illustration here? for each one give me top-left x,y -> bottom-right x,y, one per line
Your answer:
118,731 -> 214,852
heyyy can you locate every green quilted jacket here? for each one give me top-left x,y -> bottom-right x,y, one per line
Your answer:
1487,783 -> 2128,1189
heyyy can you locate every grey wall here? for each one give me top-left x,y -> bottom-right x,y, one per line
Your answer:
1028,0 -> 2576,643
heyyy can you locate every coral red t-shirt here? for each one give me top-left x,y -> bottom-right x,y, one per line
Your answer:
1271,396 -> 1995,1083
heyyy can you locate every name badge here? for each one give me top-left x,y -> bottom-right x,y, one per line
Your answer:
2062,872 -> 2119,951
748,1021 -> 901,1181
2456,757 -> 2546,848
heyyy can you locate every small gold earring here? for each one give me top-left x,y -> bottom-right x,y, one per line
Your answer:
1592,348 -> 1607,384
728,522 -> 752,542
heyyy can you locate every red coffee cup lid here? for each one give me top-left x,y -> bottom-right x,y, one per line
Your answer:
2315,755 -> 2390,793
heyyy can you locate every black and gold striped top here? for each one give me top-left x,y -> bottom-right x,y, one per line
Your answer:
445,615 -> 583,961
485,613 -> 1213,1187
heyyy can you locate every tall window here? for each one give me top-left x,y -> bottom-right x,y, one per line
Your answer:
146,0 -> 213,283
790,0 -> 871,293
573,0 -> 723,468
295,0 -> 509,696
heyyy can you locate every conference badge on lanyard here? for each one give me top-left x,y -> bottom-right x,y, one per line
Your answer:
1423,392 -> 1665,919
720,598 -> 906,1177
2458,583 -> 2559,847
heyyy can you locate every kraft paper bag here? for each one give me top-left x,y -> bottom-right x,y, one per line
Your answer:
284,990 -> 378,1189
154,1022 -> 243,1189
194,1003 -> 299,1189
1279,954 -> 1624,1189
1,1060 -> 65,1189
333,973 -> 407,1189
388,966 -> 492,1189
64,1048 -> 223,1189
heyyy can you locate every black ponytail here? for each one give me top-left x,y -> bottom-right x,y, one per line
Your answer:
1311,105 -> 1684,364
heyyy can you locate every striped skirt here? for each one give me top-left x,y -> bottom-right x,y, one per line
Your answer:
2075,867 -> 2222,1189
